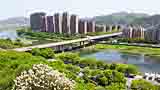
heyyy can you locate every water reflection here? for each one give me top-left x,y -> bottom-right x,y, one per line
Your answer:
0,30 -> 17,40
81,49 -> 160,72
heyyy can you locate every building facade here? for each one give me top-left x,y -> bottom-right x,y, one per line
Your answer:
62,12 -> 70,34
54,13 -> 62,33
46,16 -> 55,32
30,12 -> 46,32
70,15 -> 79,34
41,16 -> 47,32
78,20 -> 87,34
144,26 -> 160,43
87,20 -> 95,32
122,26 -> 145,39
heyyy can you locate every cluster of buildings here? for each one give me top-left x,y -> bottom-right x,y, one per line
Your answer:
30,12 -> 120,34
144,25 -> 160,43
122,25 -> 160,43
122,26 -> 145,39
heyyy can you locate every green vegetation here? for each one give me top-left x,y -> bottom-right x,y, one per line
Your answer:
132,15 -> 160,27
30,48 -> 55,59
95,44 -> 160,58
0,49 -> 141,90
0,39 -> 26,49
17,29 -> 86,45
0,51 -> 46,90
131,79 -> 160,90
14,64 -> 75,90
95,12 -> 149,25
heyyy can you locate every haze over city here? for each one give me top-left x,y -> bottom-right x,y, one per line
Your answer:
1,0 -> 160,20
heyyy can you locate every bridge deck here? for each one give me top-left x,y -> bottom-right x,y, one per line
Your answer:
13,32 -> 122,52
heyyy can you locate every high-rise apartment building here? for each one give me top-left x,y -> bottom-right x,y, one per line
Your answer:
78,20 -> 87,34
30,12 -> 46,32
70,15 -> 79,34
41,16 -> 47,32
46,16 -> 55,32
87,20 -> 95,32
62,12 -> 70,34
123,26 -> 145,39
144,25 -> 160,43
54,13 -> 62,33
30,12 -> 109,35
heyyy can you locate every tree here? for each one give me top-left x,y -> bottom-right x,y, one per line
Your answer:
126,65 -> 138,74
103,70 -> 126,85
116,64 -> 128,73
131,79 -> 156,90
99,77 -> 108,86
110,63 -> 117,70
56,52 -> 80,64
14,64 -> 75,90
31,48 -> 55,59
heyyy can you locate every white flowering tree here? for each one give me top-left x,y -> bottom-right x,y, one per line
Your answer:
13,64 -> 75,90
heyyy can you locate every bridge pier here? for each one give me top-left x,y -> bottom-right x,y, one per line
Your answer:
57,45 -> 64,52
80,41 -> 85,47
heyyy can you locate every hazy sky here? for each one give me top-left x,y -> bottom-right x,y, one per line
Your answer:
1,0 -> 160,20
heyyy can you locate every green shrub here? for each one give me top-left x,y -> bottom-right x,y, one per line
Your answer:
31,48 -> 55,59
131,79 -> 157,90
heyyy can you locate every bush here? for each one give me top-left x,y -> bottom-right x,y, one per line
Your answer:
116,64 -> 138,74
0,39 -> 25,49
31,48 -> 55,59
131,79 -> 157,90
56,52 -> 80,64
0,51 -> 45,90
14,64 -> 75,90
105,83 -> 126,90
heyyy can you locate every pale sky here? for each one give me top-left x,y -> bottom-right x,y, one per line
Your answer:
1,0 -> 160,20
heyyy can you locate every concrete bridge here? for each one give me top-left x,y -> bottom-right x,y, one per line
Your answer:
13,32 -> 122,52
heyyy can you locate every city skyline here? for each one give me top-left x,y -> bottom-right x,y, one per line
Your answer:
30,12 -> 102,34
1,0 -> 160,20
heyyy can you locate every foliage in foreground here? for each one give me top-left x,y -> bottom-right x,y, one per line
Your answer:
0,51 -> 46,90
14,64 -> 75,90
0,50 -> 159,90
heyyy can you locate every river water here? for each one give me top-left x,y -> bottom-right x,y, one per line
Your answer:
81,49 -> 160,73
0,29 -> 18,40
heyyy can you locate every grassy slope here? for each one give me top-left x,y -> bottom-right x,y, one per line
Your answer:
95,44 -> 160,57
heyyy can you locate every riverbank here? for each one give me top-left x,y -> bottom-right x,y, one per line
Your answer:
95,44 -> 160,58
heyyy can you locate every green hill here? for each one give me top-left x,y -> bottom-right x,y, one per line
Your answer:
94,12 -> 149,24
132,15 -> 160,27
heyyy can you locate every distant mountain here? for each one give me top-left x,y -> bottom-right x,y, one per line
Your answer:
131,15 -> 160,27
0,17 -> 30,30
0,13 -> 160,31
94,12 -> 149,25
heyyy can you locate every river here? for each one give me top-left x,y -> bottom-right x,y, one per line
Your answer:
0,29 -> 18,40
81,49 -> 160,73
